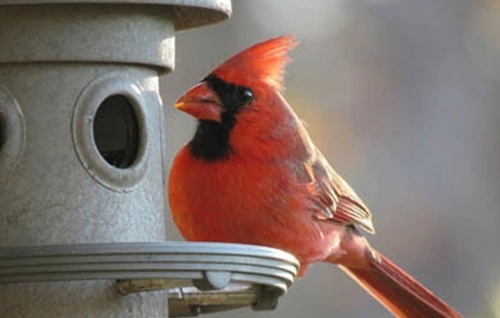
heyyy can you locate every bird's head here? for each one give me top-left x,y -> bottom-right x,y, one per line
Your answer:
175,35 -> 297,123
174,36 -> 301,161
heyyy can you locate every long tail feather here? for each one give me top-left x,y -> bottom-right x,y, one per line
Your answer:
339,249 -> 461,317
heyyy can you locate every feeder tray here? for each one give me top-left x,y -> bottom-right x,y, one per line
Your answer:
0,242 -> 299,317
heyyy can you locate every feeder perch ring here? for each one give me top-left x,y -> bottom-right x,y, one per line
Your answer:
0,241 -> 299,317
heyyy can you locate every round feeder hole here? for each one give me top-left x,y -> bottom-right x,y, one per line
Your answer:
0,84 -> 25,169
72,74 -> 150,191
93,95 -> 139,169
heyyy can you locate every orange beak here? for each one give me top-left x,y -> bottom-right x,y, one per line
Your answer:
174,82 -> 222,123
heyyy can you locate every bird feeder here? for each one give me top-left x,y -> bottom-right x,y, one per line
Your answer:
0,1 -> 299,317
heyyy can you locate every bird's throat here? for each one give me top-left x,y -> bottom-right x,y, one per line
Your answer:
188,120 -> 233,161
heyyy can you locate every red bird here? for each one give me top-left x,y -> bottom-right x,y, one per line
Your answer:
168,36 -> 460,317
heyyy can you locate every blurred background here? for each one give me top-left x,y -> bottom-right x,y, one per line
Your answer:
162,0 -> 500,317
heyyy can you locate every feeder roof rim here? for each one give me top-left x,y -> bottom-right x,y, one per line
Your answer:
0,0 -> 232,30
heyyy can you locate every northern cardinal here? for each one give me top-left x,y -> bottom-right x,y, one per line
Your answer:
168,36 -> 460,317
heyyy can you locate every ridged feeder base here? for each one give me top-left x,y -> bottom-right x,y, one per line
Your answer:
0,242 -> 299,317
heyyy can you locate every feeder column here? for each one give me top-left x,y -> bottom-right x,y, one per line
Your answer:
0,1 -> 231,317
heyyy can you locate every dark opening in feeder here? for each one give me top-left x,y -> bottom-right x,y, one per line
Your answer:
93,95 -> 139,169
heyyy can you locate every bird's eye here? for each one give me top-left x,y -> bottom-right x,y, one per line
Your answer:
237,87 -> 254,104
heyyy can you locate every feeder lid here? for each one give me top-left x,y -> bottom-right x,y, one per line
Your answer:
0,0 -> 232,30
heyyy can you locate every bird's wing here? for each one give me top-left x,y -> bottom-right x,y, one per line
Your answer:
305,149 -> 375,234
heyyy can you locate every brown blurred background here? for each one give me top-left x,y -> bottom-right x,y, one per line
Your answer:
162,1 -> 500,317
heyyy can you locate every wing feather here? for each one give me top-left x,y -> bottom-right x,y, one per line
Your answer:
305,149 -> 375,234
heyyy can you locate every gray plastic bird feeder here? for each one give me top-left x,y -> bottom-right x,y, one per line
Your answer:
0,1 -> 299,317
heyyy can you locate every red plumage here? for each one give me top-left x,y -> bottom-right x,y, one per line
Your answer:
168,36 -> 460,317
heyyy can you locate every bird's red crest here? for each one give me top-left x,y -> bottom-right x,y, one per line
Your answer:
212,35 -> 298,90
